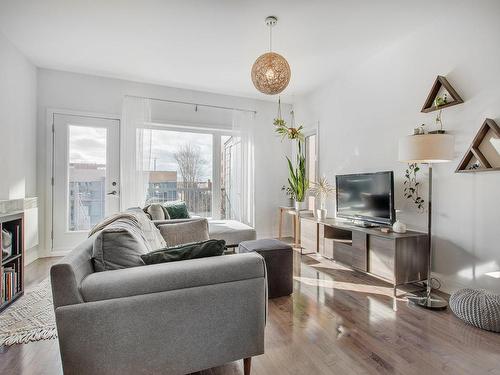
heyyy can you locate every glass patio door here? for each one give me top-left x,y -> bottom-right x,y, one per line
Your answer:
52,114 -> 120,252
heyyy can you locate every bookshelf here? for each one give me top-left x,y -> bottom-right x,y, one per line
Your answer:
0,211 -> 24,312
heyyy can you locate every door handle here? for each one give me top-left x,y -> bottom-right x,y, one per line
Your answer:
107,190 -> 118,196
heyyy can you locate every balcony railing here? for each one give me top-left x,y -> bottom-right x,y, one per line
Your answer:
147,186 -> 212,217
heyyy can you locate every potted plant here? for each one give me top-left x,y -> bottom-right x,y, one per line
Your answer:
286,140 -> 309,210
274,102 -> 309,210
309,176 -> 335,220
281,185 -> 295,207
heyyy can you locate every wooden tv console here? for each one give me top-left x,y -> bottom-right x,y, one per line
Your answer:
300,217 -> 429,296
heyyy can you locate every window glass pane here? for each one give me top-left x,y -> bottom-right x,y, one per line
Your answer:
220,135 -> 241,220
146,129 -> 213,217
306,134 -> 317,210
68,125 -> 107,231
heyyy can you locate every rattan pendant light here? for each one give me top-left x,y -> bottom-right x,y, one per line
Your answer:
251,16 -> 291,95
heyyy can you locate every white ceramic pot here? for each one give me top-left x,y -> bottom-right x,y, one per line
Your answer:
392,220 -> 407,234
316,208 -> 327,221
294,201 -> 307,211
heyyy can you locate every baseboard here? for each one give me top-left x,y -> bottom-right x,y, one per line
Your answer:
25,246 -> 40,265
40,250 -> 71,258
432,272 -> 468,294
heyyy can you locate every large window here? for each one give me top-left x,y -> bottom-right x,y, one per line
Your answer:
144,126 -> 238,219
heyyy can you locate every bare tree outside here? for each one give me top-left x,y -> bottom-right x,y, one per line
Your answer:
173,143 -> 206,187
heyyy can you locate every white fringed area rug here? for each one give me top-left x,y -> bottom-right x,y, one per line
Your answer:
0,278 -> 57,346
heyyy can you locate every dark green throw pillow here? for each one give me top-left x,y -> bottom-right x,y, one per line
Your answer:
141,239 -> 226,265
163,201 -> 190,219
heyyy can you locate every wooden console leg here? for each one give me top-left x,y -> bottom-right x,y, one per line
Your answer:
243,357 -> 252,375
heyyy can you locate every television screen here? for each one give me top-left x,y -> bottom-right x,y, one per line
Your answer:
335,171 -> 395,225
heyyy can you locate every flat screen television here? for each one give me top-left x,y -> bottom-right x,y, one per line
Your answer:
335,171 -> 395,225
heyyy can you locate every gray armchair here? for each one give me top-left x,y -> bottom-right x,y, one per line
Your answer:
50,235 -> 267,375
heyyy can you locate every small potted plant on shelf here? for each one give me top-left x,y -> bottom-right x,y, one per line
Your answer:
431,93 -> 447,134
281,185 -> 295,207
309,176 -> 335,220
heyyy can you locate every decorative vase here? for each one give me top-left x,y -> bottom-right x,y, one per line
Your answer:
2,229 -> 12,257
392,220 -> 407,234
316,208 -> 327,221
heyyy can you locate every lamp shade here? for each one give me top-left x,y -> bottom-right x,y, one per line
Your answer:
251,52 -> 291,95
398,134 -> 454,163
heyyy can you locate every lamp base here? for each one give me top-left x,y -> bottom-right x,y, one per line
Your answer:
407,291 -> 448,311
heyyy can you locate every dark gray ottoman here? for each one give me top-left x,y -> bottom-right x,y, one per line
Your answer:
239,239 -> 293,299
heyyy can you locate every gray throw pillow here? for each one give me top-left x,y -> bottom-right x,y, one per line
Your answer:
141,239 -> 226,265
92,218 -> 150,272
159,219 -> 209,247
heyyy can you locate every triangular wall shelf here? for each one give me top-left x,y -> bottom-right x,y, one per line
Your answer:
421,75 -> 464,113
456,118 -> 500,173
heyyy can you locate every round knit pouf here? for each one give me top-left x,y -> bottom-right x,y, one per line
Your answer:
449,288 -> 500,332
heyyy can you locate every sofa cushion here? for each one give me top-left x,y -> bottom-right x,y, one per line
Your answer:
208,220 -> 257,246
163,201 -> 190,219
92,217 -> 149,272
141,239 -> 226,265
145,203 -> 168,221
158,219 -> 209,247
80,252 -> 266,302
126,207 -> 166,250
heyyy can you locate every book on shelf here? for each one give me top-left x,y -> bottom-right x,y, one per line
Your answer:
2,267 -> 18,303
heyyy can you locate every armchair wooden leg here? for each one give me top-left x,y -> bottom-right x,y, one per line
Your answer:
243,357 -> 252,375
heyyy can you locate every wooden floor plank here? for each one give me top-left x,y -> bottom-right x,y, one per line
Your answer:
1,252 -> 499,375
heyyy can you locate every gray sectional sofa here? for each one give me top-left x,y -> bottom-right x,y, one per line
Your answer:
50,210 -> 267,375
153,218 -> 257,248
144,202 -> 257,248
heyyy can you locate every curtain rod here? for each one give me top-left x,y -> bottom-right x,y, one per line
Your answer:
125,95 -> 257,114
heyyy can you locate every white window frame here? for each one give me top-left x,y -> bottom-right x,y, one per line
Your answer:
303,122 -> 320,210
144,121 -> 236,219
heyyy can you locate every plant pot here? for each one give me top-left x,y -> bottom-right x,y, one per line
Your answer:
316,208 -> 327,221
294,200 -> 307,211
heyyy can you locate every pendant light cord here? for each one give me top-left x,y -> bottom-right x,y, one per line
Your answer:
269,24 -> 273,52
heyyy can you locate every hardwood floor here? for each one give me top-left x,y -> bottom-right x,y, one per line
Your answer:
2,251 -> 500,375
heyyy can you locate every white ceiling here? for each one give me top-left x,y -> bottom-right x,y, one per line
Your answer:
0,0 -> 446,100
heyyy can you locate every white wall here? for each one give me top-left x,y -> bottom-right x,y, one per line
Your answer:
37,69 -> 292,256
0,31 -> 37,200
0,32 -> 39,263
294,2 -> 500,293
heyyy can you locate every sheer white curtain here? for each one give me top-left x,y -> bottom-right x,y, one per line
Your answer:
121,96 -> 152,209
231,110 -> 255,227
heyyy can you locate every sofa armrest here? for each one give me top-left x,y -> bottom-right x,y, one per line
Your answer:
80,252 -> 266,302
50,236 -> 95,308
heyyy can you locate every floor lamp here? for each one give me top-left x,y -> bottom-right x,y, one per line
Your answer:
398,133 -> 454,310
